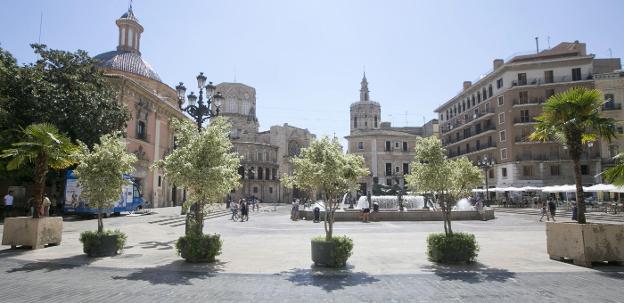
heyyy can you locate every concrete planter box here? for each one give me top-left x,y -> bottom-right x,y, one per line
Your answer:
311,240 -> 337,267
2,217 -> 63,249
299,209 -> 494,222
546,222 -> 624,267
83,234 -> 120,257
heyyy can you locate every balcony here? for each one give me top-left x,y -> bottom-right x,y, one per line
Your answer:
440,108 -> 495,134
442,125 -> 496,146
513,117 -> 538,125
512,97 -> 544,107
602,103 -> 622,111
510,75 -> 592,88
447,142 -> 497,158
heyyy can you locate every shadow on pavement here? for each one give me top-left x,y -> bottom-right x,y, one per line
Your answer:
421,262 -> 516,284
281,265 -> 380,292
5,254 -> 95,273
112,259 -> 226,285
138,240 -> 176,250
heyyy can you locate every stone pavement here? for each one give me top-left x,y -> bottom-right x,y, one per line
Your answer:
0,206 -> 622,302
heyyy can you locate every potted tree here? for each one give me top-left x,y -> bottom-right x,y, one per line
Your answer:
406,137 -> 482,263
530,87 -> 622,267
1,123 -> 78,249
155,118 -> 241,263
284,137 -> 368,267
74,132 -> 136,257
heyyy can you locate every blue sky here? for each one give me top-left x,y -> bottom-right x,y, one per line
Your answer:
2,0 -> 623,146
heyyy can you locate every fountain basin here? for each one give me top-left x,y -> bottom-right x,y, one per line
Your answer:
299,209 -> 495,221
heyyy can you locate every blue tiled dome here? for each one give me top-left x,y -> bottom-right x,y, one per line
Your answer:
94,50 -> 161,82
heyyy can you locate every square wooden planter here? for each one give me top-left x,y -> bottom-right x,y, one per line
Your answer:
546,222 -> 624,267
2,217 -> 63,249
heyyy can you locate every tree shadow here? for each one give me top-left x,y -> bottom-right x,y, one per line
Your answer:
138,240 -> 176,250
421,262 -> 516,284
281,265 -> 380,292
6,254 -> 95,273
112,259 -> 226,285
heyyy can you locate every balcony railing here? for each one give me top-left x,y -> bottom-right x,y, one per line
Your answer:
510,75 -> 592,87
602,103 -> 622,111
513,117 -> 538,124
441,108 -> 495,133
442,125 -> 496,145
513,97 -> 544,106
447,142 -> 497,158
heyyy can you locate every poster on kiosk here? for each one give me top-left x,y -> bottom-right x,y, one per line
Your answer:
63,170 -> 144,215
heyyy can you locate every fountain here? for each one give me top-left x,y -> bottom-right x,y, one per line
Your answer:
453,198 -> 475,211
354,195 -> 425,210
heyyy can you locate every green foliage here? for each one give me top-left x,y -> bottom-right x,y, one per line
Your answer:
530,87 -> 616,224
79,229 -> 127,254
284,137 -> 368,240
74,132 -> 136,232
0,45 -> 128,147
1,123 -> 79,171
155,117 -> 241,213
176,233 -> 223,263
0,123 -> 79,218
0,44 -> 129,148
603,153 -> 624,185
427,232 -> 479,264
406,137 -> 482,234
312,235 -> 354,267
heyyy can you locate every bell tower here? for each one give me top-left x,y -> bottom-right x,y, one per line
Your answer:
116,5 -> 144,54
350,72 -> 381,134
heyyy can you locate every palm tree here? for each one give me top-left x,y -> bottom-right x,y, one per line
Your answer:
1,123 -> 78,218
530,87 -> 616,224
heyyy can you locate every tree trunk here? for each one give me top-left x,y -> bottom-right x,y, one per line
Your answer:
572,156 -> 587,224
325,194 -> 333,241
568,132 -> 586,224
194,203 -> 204,235
32,153 -> 48,219
97,210 -> 103,233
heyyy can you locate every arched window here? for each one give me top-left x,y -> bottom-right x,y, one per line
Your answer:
374,115 -> 378,128
137,121 -> 146,140
353,117 -> 358,128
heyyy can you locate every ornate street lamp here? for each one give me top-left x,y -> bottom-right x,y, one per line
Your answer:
175,72 -> 224,131
477,155 -> 496,206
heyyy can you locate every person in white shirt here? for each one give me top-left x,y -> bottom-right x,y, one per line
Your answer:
42,194 -> 52,217
360,198 -> 370,223
3,190 -> 14,218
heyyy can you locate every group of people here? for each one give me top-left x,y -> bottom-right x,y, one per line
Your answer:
539,199 -> 558,222
3,191 -> 54,219
228,197 -> 258,222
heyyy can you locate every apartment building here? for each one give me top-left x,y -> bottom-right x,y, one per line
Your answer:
434,41 -> 622,194
346,74 -> 439,194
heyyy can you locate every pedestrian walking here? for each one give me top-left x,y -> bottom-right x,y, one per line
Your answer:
252,196 -> 259,212
240,199 -> 249,222
225,196 -> 231,210
230,199 -> 240,221
539,201 -> 550,222
291,198 -> 300,221
571,204 -> 578,221
3,190 -> 14,218
548,199 -> 557,222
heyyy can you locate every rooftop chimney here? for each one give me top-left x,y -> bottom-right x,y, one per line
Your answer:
463,81 -> 472,90
493,59 -> 504,70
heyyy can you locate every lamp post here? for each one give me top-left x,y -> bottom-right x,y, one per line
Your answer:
477,156 -> 495,206
175,73 -> 223,221
175,72 -> 224,131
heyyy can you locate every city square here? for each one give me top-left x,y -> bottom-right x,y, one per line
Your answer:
0,207 -> 622,302
1,1 -> 624,302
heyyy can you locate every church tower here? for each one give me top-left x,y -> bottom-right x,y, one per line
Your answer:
350,73 -> 381,134
115,5 -> 144,54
